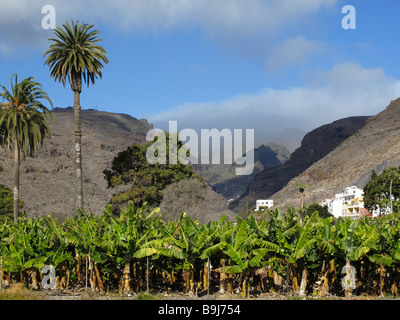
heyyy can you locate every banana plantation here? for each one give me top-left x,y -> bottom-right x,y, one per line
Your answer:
1,203 -> 400,298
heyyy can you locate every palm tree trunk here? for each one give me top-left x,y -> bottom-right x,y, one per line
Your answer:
291,266 -> 299,294
344,259 -> 353,298
203,260 -> 209,294
273,270 -> 283,291
299,267 -> 308,296
316,261 -> 329,296
122,262 -> 131,294
390,179 -> 393,214
0,257 -> 3,290
146,257 -> 149,294
380,259 -> 385,297
219,259 -> 227,294
13,138 -> 20,223
94,262 -> 104,293
183,269 -> 189,293
189,269 -> 194,296
207,258 -> 211,294
73,91 -> 84,212
76,252 -> 82,282
241,272 -> 249,298
30,270 -> 39,290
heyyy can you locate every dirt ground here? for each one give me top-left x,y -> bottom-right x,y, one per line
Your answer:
0,283 -> 397,301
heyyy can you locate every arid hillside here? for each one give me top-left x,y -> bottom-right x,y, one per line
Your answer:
0,107 -> 239,223
194,143 -> 291,200
0,107 -> 152,220
272,97 -> 400,210
229,115 -> 369,212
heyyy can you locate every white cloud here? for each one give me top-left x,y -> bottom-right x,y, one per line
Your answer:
266,36 -> 325,71
76,0 -> 339,36
0,0 -> 339,57
0,0 -> 76,57
147,62 -> 400,147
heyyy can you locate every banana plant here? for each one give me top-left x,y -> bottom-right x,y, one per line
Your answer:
158,212 -> 210,294
0,216 -> 50,287
64,210 -> 110,292
313,216 -> 339,295
98,203 -> 166,292
277,211 -> 320,294
212,216 -> 280,297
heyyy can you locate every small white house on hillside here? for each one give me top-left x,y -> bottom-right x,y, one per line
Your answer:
255,200 -> 273,211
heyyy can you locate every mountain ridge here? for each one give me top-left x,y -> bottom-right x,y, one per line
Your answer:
229,115 -> 370,212
210,143 -> 291,199
271,97 -> 400,210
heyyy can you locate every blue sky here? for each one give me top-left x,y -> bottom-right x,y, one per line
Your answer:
0,0 -> 399,150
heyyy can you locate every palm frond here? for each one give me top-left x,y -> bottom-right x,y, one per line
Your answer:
43,20 -> 108,89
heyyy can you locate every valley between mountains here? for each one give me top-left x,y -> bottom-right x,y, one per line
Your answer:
1,98 -> 399,221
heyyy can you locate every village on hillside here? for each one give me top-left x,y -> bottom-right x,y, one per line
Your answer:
257,185 -> 394,220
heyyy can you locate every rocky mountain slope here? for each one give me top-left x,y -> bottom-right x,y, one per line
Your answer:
210,143 -> 291,199
229,115 -> 370,212
0,107 -> 153,220
271,97 -> 400,210
158,178 -> 237,224
0,107 -> 242,222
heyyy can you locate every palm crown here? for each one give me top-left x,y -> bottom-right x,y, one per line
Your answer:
43,20 -> 108,92
0,74 -> 53,154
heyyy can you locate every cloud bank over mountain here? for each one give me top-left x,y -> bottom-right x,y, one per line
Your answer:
147,62 -> 400,148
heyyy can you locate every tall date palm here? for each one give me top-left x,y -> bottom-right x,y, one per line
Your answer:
43,20 -> 108,212
0,74 -> 53,222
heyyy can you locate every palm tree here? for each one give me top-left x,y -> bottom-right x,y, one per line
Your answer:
0,74 -> 53,222
43,20 -> 108,212
295,183 -> 307,209
295,183 -> 307,224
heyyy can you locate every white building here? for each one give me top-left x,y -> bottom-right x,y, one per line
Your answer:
255,199 -> 273,211
322,186 -> 365,219
370,205 -> 392,217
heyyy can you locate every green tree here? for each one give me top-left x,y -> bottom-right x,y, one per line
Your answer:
43,20 -> 108,212
0,74 -> 53,222
304,203 -> 332,219
364,167 -> 400,214
104,133 -> 201,214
